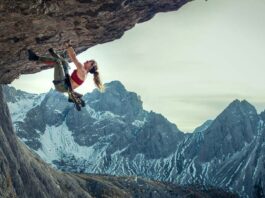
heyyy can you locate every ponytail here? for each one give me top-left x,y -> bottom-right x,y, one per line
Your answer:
89,60 -> 104,92
93,71 -> 105,92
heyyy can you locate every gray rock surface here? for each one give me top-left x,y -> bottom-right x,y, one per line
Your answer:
0,0 -> 192,84
193,120 -> 213,133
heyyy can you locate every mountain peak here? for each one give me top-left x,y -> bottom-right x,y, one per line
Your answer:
46,88 -> 62,97
48,88 -> 55,92
104,81 -> 126,93
224,99 -> 257,116
190,99 -> 260,164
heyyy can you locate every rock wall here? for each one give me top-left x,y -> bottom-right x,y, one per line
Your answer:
0,0 -> 191,84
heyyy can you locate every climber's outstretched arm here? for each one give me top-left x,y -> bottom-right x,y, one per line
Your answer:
67,46 -> 83,70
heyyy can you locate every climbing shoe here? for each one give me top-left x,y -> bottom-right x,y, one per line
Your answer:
73,91 -> 83,98
48,48 -> 55,54
68,97 -> 74,103
28,49 -> 39,61
48,48 -> 59,58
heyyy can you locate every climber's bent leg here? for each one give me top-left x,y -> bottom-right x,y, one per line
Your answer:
27,50 -> 68,93
48,48 -> 70,75
38,56 -> 58,66
52,59 -> 68,93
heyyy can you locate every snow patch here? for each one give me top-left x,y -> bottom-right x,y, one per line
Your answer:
36,122 -> 106,166
132,119 -> 146,128
7,94 -> 45,121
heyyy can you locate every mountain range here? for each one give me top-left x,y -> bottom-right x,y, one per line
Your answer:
3,81 -> 265,198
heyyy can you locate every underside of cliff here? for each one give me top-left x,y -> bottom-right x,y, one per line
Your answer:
0,0 -> 192,84
0,1 -> 239,197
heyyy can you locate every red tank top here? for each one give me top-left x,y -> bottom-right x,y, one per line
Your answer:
71,69 -> 84,85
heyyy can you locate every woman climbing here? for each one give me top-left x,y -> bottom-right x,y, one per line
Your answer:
27,41 -> 104,110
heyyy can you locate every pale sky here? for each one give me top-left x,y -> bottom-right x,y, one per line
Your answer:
12,0 -> 265,132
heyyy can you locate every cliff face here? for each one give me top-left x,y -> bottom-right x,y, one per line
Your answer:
0,0 -> 191,84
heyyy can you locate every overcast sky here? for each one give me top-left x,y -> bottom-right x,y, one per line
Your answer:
12,0 -> 265,132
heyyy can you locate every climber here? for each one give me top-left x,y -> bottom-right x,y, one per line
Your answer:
27,42 -> 104,95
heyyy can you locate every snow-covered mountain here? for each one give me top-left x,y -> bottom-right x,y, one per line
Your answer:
3,82 -> 265,198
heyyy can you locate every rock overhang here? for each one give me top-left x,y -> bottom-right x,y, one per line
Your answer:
0,0 -> 192,84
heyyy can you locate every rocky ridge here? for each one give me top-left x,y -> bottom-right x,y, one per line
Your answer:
5,82 -> 265,197
0,85 -> 239,197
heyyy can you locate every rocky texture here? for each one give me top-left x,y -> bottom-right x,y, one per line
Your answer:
5,81 -> 185,160
4,83 -> 265,198
0,85 -> 94,198
193,120 -> 213,133
176,100 -> 265,198
183,99 -> 260,161
0,85 -> 240,198
0,0 -> 191,84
